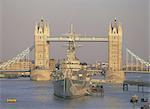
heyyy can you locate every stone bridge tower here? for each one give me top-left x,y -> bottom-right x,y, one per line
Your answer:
107,18 -> 124,83
31,18 -> 50,81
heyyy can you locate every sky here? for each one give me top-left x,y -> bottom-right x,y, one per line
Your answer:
149,0 -> 150,61
0,0 -> 149,64
0,1 -> 2,60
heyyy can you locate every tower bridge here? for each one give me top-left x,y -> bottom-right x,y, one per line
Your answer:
0,18 -> 149,83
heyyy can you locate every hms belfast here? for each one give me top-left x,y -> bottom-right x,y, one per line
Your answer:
52,25 -> 91,98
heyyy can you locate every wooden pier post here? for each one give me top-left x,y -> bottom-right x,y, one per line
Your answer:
123,83 -> 128,91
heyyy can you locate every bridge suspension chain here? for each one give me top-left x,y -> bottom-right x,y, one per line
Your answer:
126,49 -> 150,66
126,48 -> 150,71
0,46 -> 34,69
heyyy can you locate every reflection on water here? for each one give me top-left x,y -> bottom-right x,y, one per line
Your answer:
0,74 -> 149,109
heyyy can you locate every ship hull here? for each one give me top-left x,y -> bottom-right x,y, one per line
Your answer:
53,78 -> 90,98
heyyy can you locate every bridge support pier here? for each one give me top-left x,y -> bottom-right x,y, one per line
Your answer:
123,83 -> 128,91
138,85 -> 144,92
30,69 -> 50,81
106,70 -> 125,84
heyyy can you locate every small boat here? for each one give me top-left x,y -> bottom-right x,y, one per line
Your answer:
141,102 -> 150,109
6,98 -> 17,103
90,84 -> 104,96
141,98 -> 148,102
130,95 -> 139,103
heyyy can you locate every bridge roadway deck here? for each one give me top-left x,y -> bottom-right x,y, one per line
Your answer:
47,36 -> 108,42
123,80 -> 150,87
124,71 -> 150,74
90,79 -> 150,87
0,70 -> 31,72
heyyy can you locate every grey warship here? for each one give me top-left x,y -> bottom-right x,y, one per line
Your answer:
52,25 -> 91,98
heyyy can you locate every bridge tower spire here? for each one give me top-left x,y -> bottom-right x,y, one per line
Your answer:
31,18 -> 51,81
107,18 -> 125,83
34,18 -> 50,69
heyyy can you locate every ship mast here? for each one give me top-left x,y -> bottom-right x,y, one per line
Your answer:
66,24 -> 77,62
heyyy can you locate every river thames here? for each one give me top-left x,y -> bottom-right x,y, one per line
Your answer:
0,74 -> 149,109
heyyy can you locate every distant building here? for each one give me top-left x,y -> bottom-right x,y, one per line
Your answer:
1,59 -> 33,75
4,59 -> 32,70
